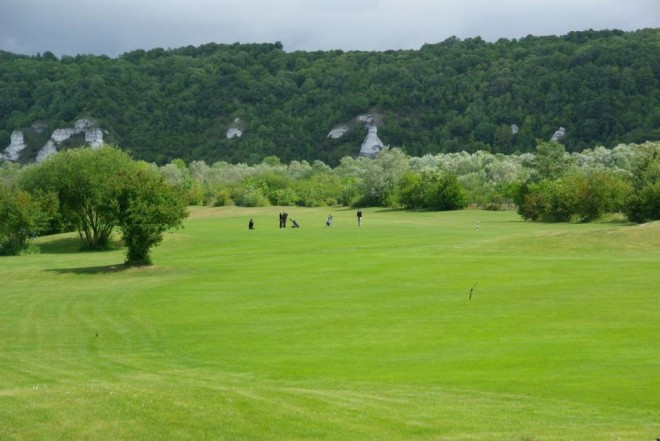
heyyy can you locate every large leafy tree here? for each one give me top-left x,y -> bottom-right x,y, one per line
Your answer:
19,146 -> 189,263
112,166 -> 188,265
20,146 -> 134,249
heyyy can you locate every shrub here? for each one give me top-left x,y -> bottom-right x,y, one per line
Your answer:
113,168 -> 188,265
625,181 -> 660,223
399,171 -> 467,210
231,186 -> 270,207
0,186 -> 58,255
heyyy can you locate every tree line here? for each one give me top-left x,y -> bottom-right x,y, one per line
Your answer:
1,29 -> 658,165
2,141 -> 658,257
150,141 -> 659,223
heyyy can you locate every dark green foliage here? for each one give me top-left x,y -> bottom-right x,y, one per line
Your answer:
16,146 -> 189,263
0,185 -> 58,255
572,171 -> 631,222
624,144 -> 660,222
1,30 -> 658,165
428,173 -> 468,211
19,146 -> 134,249
546,178 -> 581,222
515,181 -> 552,221
399,171 -> 467,210
230,178 -> 270,207
0,161 -> 21,187
294,172 -> 344,207
531,141 -> 573,181
625,182 -> 660,223
113,167 -> 188,265
516,171 -> 632,222
398,172 -> 424,209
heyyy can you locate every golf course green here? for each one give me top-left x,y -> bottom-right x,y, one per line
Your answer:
1,207 -> 658,440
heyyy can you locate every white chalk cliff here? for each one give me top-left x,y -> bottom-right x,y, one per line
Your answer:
357,114 -> 384,156
226,118 -> 243,139
1,131 -> 28,161
551,127 -> 566,141
326,113 -> 384,156
360,125 -> 384,156
85,128 -> 104,148
36,118 -> 105,162
36,140 -> 58,162
327,125 -> 350,139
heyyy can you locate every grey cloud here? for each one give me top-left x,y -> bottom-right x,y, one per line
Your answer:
0,0 -> 658,56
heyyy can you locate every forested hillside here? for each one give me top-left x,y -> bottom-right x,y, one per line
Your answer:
1,28 -> 658,165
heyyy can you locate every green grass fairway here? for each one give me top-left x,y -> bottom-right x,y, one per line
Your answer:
1,207 -> 658,440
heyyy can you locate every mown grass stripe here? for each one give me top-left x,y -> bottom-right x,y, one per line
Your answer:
1,207 -> 658,440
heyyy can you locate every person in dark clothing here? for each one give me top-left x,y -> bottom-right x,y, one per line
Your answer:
357,209 -> 363,226
249,219 -> 254,230
283,212 -> 288,227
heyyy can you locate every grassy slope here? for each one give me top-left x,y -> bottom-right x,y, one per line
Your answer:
0,207 -> 658,441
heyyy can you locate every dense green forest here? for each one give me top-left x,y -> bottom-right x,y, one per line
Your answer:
1,29 -> 658,165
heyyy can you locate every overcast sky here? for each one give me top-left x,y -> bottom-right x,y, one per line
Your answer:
1,0 -> 658,57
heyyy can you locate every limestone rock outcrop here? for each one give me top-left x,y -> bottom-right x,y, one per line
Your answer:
356,114 -> 384,155
1,118 -> 107,163
0,131 -> 28,161
551,127 -> 566,142
359,124 -> 384,156
36,118 -> 105,162
327,125 -> 350,139
226,118 -> 244,139
326,113 -> 385,156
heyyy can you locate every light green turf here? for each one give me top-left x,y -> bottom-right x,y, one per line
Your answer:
1,207 -> 658,441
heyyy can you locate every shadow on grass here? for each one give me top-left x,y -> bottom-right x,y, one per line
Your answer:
38,237 -> 122,255
36,237 -> 83,254
592,219 -> 635,226
47,264 -> 129,275
373,207 -> 408,213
